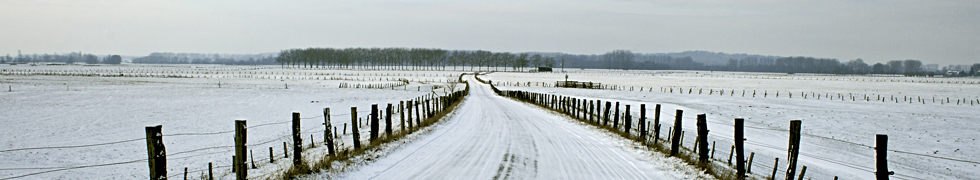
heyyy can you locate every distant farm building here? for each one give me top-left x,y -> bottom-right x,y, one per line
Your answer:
537,67 -> 552,72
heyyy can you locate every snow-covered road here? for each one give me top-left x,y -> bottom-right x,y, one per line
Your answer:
325,76 -> 707,180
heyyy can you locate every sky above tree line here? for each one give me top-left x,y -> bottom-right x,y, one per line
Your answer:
1,0 -> 977,65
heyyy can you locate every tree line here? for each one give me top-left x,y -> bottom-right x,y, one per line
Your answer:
558,50 -> 978,76
274,47 -> 556,71
1,50 -> 122,64
132,52 -> 277,65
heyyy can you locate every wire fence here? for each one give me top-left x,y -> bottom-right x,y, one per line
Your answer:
495,87 -> 975,180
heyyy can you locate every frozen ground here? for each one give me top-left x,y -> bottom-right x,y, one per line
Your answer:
0,64 -> 460,179
3,65 -> 977,180
486,70 -> 980,180
306,76 -> 712,180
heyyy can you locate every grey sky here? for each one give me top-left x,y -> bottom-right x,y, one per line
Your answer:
1,0 -> 977,65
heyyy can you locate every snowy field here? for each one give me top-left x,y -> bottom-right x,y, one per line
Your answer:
3,64 -> 978,180
0,64 -> 462,179
486,69 -> 980,180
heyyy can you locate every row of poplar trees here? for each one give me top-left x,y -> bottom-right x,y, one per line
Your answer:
275,48 -> 556,71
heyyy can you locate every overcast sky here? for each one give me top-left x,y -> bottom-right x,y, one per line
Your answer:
1,0 -> 977,65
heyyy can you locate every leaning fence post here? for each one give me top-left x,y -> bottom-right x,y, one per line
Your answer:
797,166 -> 807,180
250,150 -> 257,168
145,125 -> 166,180
324,108 -> 335,156
235,120 -> 247,179
786,120 -> 802,180
735,118 -> 746,179
747,152 -> 755,173
728,145 -> 735,165
771,158 -> 779,180
876,134 -> 891,180
697,113 -> 709,164
351,107 -> 361,149
670,109 -> 683,156
292,113 -> 302,166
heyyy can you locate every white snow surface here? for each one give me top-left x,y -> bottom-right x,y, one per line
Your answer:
310,76 -> 712,180
0,64 -> 460,179
486,70 -> 980,180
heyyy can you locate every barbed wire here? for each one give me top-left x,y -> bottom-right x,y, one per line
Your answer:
0,159 -> 145,180
0,138 -> 144,153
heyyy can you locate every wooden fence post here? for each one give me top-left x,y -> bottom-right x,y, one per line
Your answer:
414,100 -> 421,127
573,98 -> 578,119
370,104 -> 379,142
613,102 -> 621,130
250,150 -> 256,168
587,100 -> 593,123
292,113 -> 302,166
771,158 -> 779,180
145,125 -> 166,180
786,120 -> 802,180
208,162 -> 213,180
553,95 -> 558,109
400,101 -> 405,132
625,105 -> 632,135
711,141 -> 716,159
407,101 -> 414,129
697,113 -> 709,164
603,101 -> 612,126
876,134 -> 891,180
747,152 -> 755,173
269,147 -> 274,163
640,104 -> 647,141
654,123 -> 661,143
735,118 -> 746,179
797,166 -> 807,180
670,109 -> 683,156
324,108 -> 335,156
728,145 -> 734,165
425,99 -> 432,119
654,104 -> 661,127
386,103 -> 393,138
351,107 -> 361,149
596,100 -> 602,121
235,120 -> 247,179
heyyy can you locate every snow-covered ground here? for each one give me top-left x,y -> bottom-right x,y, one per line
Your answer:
4,65 -> 977,180
0,64 -> 461,179
486,70 -> 980,180
305,76 -> 713,180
